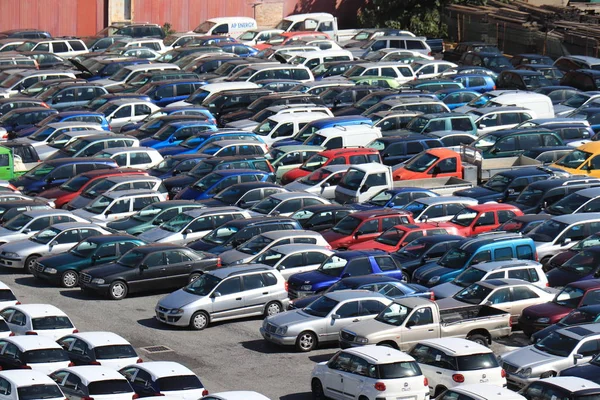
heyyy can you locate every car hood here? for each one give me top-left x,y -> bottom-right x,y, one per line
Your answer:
0,238 -> 45,255
107,217 -> 143,231
196,198 -> 227,208
522,301 -> 570,320
37,252 -> 87,270
158,145 -> 186,157
140,138 -> 161,147
431,281 -> 463,299
10,174 -> 37,188
332,106 -> 362,117
92,78 -> 120,87
138,227 -> 174,243
284,181 -> 314,192
190,241 -> 230,254
158,288 -> 202,309
453,186 -> 499,201
173,186 -> 202,200
342,317 -> 397,338
350,203 -> 380,211
225,119 -> 257,129
553,104 -> 574,116
164,174 -> 196,188
435,296 -> 472,309
413,262 -> 454,282
288,269 -> 337,286
266,309 -> 319,327
392,168 -> 429,181
348,240 -> 393,252
546,267 -> 585,287
0,227 -> 26,242
82,262 -> 134,278
501,345 -> 562,371
38,186 -> 70,200
219,249 -> 249,265
272,139 -> 301,148
321,230 -> 348,246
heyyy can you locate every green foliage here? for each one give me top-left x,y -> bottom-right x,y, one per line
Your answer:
162,22 -> 176,35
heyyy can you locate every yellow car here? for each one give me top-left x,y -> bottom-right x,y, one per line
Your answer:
552,141 -> 600,176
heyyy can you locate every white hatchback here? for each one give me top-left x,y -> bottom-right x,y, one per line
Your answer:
0,370 -> 65,400
311,345 -> 429,400
0,304 -> 77,340
0,336 -> 70,374
50,366 -> 135,400
57,331 -> 141,370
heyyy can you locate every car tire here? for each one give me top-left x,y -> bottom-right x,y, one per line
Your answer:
435,386 -> 447,397
296,331 -> 317,352
24,255 -> 39,274
264,301 -> 282,317
190,311 -> 209,330
467,334 -> 488,347
311,379 -> 325,400
108,281 -> 128,300
189,273 -> 201,283
61,270 -> 79,288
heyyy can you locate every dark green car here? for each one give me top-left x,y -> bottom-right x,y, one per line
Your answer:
32,234 -> 146,288
107,200 -> 205,235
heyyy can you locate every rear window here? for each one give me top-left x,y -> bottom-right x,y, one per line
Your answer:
24,349 -> 69,363
94,345 -> 137,360
0,289 -> 15,301
18,385 -> 63,400
456,353 -> 499,370
376,361 -> 422,379
156,375 -> 203,391
88,380 -> 133,395
31,316 -> 73,330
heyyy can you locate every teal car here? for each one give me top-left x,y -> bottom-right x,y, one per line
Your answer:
106,200 -> 206,235
32,235 -> 146,288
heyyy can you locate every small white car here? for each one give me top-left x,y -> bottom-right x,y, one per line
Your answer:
311,345 -> 430,400
408,338 -> 506,396
0,304 -> 76,340
250,244 -> 333,280
97,99 -> 160,131
412,60 -> 458,79
0,209 -> 89,245
0,370 -> 66,400
94,146 -> 164,169
251,191 -> 331,217
119,361 -> 208,399
284,165 -> 350,200
17,122 -> 104,148
57,331 -> 140,370
0,336 -> 70,374
50,366 -> 135,400
437,384 -> 527,400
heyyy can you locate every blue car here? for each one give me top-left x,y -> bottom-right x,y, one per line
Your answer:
568,107 -> 600,133
158,131 -> 264,157
435,89 -> 481,110
139,121 -> 218,150
173,169 -> 274,200
215,43 -> 258,57
287,250 -> 405,298
352,188 -> 438,211
560,352 -> 600,384
272,115 -> 373,148
13,111 -> 110,138
137,80 -> 205,107
148,154 -> 215,179
452,74 -> 496,93
120,105 -> 217,132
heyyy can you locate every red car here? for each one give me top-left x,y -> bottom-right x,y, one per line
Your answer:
38,168 -> 147,208
347,222 -> 462,252
280,147 -> 381,185
446,203 -> 523,236
545,232 -> 600,272
519,279 -> 600,337
322,209 -> 414,250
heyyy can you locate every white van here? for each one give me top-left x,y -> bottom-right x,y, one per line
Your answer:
488,92 -> 554,119
253,113 -> 328,146
289,50 -> 354,70
339,62 -> 416,84
335,163 -> 391,203
193,17 -> 257,38
304,125 -> 382,150
170,82 -> 259,107
239,29 -> 284,46
230,64 -> 314,83
276,13 -> 338,39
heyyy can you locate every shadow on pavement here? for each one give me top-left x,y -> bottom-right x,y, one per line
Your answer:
137,317 -> 182,331
15,276 -> 53,288
280,392 -> 312,400
309,353 -> 335,363
60,289 -> 103,300
241,339 -> 293,354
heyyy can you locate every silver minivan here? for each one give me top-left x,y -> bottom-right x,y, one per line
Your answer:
155,265 -> 289,330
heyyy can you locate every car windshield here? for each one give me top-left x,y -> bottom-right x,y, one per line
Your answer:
251,197 -> 281,215
30,227 -> 61,244
559,250 -> 600,275
397,239 -> 433,258
133,204 -> 164,222
301,154 -> 329,172
82,179 -> 117,199
338,169 -> 365,191
375,302 -> 412,326
24,349 -> 69,363
514,187 -> 544,207
193,172 -> 224,192
299,168 -> 335,187
546,193 -> 590,216
202,225 -> 239,245
18,384 -> 64,400
561,309 -> 600,326
109,67 -> 132,82
214,186 -> 245,204
404,152 -> 439,173
483,174 -> 510,193
4,214 -> 33,231
317,255 -> 348,277
528,220 -> 568,243
332,216 -> 361,235
402,200 -> 427,216
62,138 -> 92,155
454,283 -> 492,304
161,213 -> 194,233
70,240 -> 99,257
453,267 -> 487,288
406,117 -> 429,133
303,295 -> 339,317
367,190 -> 393,206
254,249 -> 284,266
556,150 -> 592,169
31,316 -> 73,330
553,286 -> 585,308
563,94 -> 590,109
152,157 -> 178,173
118,250 -> 146,268
534,331 -> 578,357
29,126 -> 56,142
84,195 -> 112,214
572,234 -> 600,252
450,208 -> 478,227
238,235 -> 273,255
156,375 -> 203,391
59,175 -> 91,193
438,248 -> 471,268
185,273 -> 221,295
472,134 -> 499,151
456,353 -> 499,370
23,163 -> 55,180
375,228 -> 404,246
151,125 -> 178,141
94,344 -> 137,359
180,134 -> 208,149
254,119 -> 277,136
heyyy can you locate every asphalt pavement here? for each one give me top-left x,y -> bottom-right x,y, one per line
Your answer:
3,269 -> 530,400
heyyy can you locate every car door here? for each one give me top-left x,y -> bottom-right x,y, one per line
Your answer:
209,276 -> 244,319
0,308 -> 27,335
60,372 -> 87,400
162,250 -> 195,288
108,105 -> 133,128
105,198 -> 132,221
0,341 -> 23,370
573,338 -> 600,363
240,273 -> 271,315
400,306 -> 439,349
183,216 -> 215,244
322,351 -> 353,399
121,367 -> 156,397
410,344 -> 452,394
129,251 -> 165,293
509,286 -> 542,321
57,337 -> 92,366
324,300 -> 362,341
471,212 -> 497,235
485,287 -> 514,321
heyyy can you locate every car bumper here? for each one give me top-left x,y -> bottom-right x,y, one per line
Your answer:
154,307 -> 189,326
0,256 -> 24,269
259,328 -> 297,346
505,373 -> 535,389
32,265 -> 62,284
288,289 -> 316,299
518,316 -> 549,336
79,280 -> 110,295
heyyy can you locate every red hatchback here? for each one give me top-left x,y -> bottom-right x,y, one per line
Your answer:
446,203 -> 523,236
38,168 -> 147,208
322,209 -> 414,250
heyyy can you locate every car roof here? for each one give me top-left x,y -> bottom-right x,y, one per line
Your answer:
184,206 -> 244,218
538,377 -> 600,393
451,384 -> 528,400
64,365 -> 126,384
100,189 -> 161,199
268,244 -> 333,254
5,336 -> 62,351
20,209 -> 77,218
342,345 -> 416,364
471,259 -> 540,272
412,196 -> 477,205
417,337 -> 492,355
325,289 -> 387,302
347,209 -> 412,220
266,191 -> 323,201
209,264 -> 275,279
464,203 -> 522,212
0,370 -> 57,386
549,212 -> 600,224
70,331 -> 130,347
11,304 -> 68,318
99,146 -> 159,155
567,279 -> 600,290
557,323 -> 600,339
332,249 -> 388,258
260,229 -> 321,239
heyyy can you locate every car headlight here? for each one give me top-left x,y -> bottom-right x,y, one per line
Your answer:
230,259 -> 244,265
275,326 -> 288,335
300,285 -> 312,291
1,252 -> 19,258
540,371 -> 554,379
519,368 -> 532,377
44,267 -> 57,274
428,276 -> 440,285
91,278 -> 105,284
262,319 -> 268,329
355,336 -> 369,344
168,308 -> 184,315
16,186 -> 24,191
537,317 -> 550,324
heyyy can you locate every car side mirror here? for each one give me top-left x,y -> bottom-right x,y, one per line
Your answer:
139,264 -> 148,271
431,165 -> 441,175
321,182 -> 330,188
22,228 -> 31,234
353,233 -> 359,239
341,273 -> 351,278
185,229 -> 193,235
271,211 -> 280,216
508,188 -> 515,195
172,169 -> 181,176
212,291 -> 222,298
277,265 -> 285,270
331,313 -> 340,320
478,124 -> 487,129
50,241 -> 58,247
562,238 -> 572,246
484,300 -> 493,306
155,95 -> 163,100
406,320 -> 416,328
360,185 -> 369,193
104,210 -> 112,216
490,148 -> 498,154
169,137 -> 175,143
421,255 -> 430,263
574,353 -> 583,364
46,176 -> 54,183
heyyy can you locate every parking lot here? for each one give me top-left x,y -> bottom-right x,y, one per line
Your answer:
1,268 -> 532,399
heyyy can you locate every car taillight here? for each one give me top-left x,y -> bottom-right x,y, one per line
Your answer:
546,282 -> 550,287
8,333 -> 14,336
73,329 -> 79,333
14,301 -> 20,305
285,281 -> 289,292
20,365 -> 32,369
492,86 -> 497,90
535,252 -> 539,262
154,394 -> 165,397
81,397 -> 94,400
41,102 -> 50,108
216,258 -> 222,268
133,395 -> 140,399
25,331 -> 37,335
137,358 -> 143,363
90,361 -> 101,365
202,390 -> 209,396
325,244 -> 332,250
452,374 -> 465,383
68,362 -> 75,367
429,291 -> 435,301
501,369 -> 506,378
374,382 -> 386,391
424,377 -> 428,387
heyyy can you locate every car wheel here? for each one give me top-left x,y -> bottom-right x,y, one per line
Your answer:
265,301 -> 282,316
467,334 -> 488,347
24,255 -> 39,274
189,273 -> 201,283
311,379 -> 325,400
296,331 -> 317,352
435,386 -> 447,397
61,270 -> 79,288
190,311 -> 209,330
108,281 -> 128,300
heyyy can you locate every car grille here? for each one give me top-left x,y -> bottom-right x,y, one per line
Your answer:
35,262 -> 45,273
288,288 -> 300,299
503,362 -> 518,374
157,306 -> 169,313
265,323 -> 277,334
80,273 -> 92,284
340,331 -> 355,342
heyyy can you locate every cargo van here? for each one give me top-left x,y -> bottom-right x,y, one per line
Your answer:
193,17 -> 258,39
253,113 -> 328,146
304,124 -> 382,149
272,115 -> 373,147
276,13 -> 338,40
487,92 -> 554,119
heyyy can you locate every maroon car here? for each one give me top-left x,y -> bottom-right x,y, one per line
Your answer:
545,232 -> 600,272
519,279 -> 600,337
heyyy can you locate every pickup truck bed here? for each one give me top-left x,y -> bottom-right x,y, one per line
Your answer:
440,304 -> 510,325
461,146 -> 542,182
393,176 -> 474,195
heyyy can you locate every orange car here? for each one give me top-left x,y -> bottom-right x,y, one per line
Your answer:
254,31 -> 330,50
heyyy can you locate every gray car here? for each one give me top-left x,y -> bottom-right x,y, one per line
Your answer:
250,191 -> 331,217
260,290 -> 392,352
249,244 -> 333,280
155,264 -> 289,330
499,323 -> 600,389
0,222 -> 112,272
284,165 -> 350,200
0,209 -> 89,245
219,230 -> 331,266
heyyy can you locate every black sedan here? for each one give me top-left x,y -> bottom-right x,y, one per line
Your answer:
79,244 -> 219,300
291,204 -> 355,232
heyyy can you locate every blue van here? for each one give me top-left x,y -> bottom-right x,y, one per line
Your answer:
139,121 -> 218,150
158,131 -> 265,157
173,169 -> 274,200
13,111 -> 110,138
411,232 -> 537,287
10,158 -> 118,196
272,116 -> 373,148
138,80 -> 206,107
